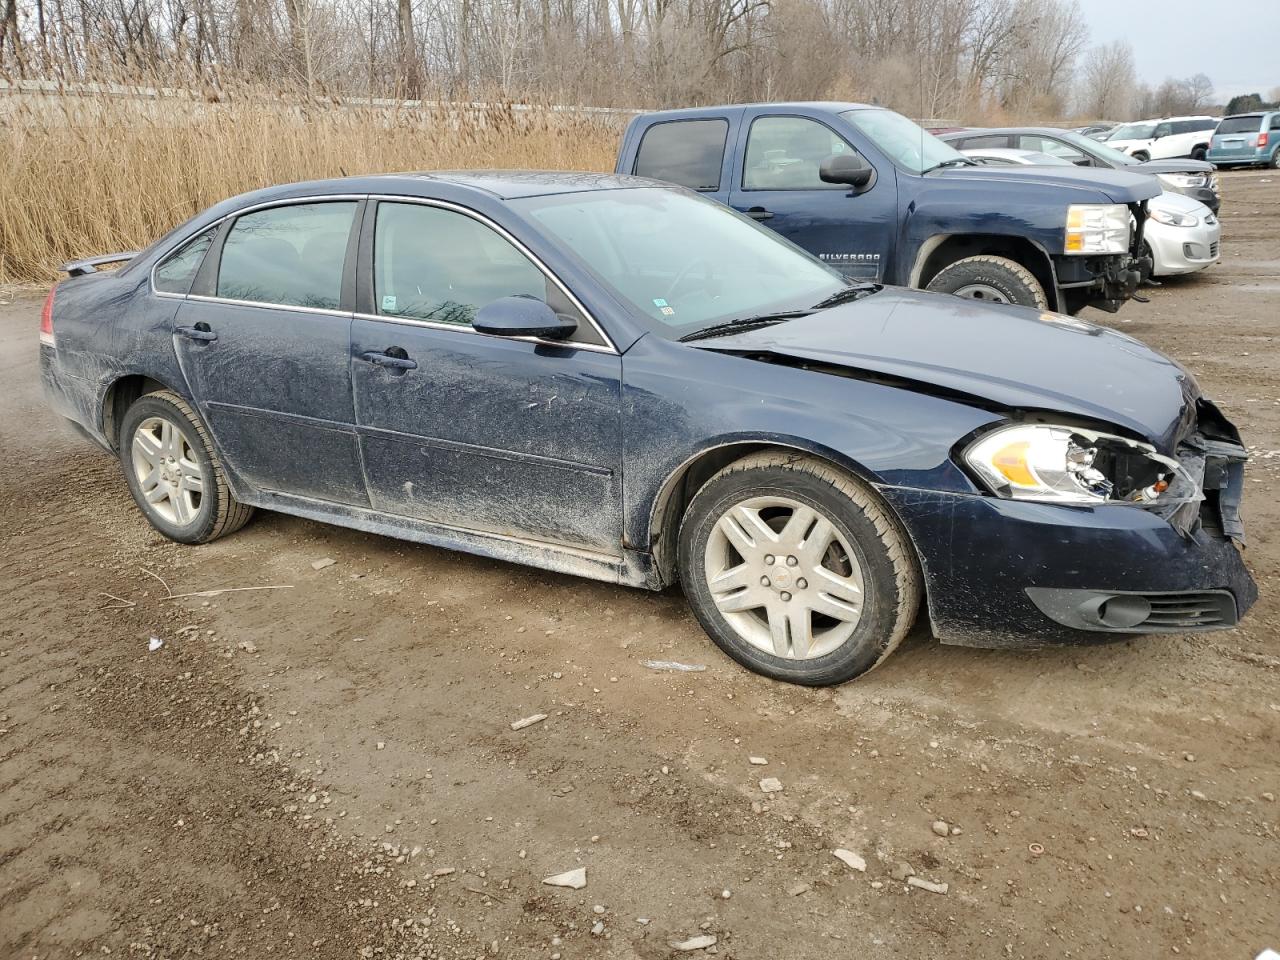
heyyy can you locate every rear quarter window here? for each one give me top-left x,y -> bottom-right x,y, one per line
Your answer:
633,119 -> 729,191
154,227 -> 217,295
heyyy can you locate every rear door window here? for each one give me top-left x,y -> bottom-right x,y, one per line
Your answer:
633,119 -> 729,191
154,227 -> 217,295
217,202 -> 357,310
958,134 -> 1011,149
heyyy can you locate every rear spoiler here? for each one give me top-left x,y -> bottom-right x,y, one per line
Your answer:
60,252 -> 139,277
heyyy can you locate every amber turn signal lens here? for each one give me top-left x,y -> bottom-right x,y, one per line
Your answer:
991,440 -> 1037,487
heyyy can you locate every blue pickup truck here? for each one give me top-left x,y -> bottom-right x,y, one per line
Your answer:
616,102 -> 1161,314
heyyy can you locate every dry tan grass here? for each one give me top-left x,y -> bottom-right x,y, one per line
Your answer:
0,93 -> 620,283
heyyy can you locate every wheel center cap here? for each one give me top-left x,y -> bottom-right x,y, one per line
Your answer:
771,567 -> 791,589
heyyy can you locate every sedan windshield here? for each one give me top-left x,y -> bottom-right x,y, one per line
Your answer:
841,108 -> 968,174
513,188 -> 846,338
1108,122 -> 1156,141
1055,129 -> 1138,166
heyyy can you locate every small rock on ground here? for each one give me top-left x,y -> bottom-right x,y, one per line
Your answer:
759,777 -> 784,793
669,934 -> 717,951
310,558 -> 336,570
832,848 -> 866,872
510,713 -> 548,731
906,876 -> 949,894
542,867 -> 587,890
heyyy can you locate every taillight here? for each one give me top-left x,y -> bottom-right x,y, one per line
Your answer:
39,287 -> 56,347
1259,132 -> 1270,149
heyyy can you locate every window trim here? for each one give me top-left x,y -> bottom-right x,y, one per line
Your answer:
151,193 -> 366,317
356,195 -> 616,354
151,193 -> 616,354
631,117 -> 731,192
739,114 -> 866,192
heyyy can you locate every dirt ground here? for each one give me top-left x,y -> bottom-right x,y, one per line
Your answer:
2,170 -> 1278,960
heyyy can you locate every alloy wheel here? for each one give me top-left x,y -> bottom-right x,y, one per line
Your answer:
131,415 -> 206,526
702,496 -> 864,660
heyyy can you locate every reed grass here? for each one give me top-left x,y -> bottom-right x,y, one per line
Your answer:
0,91 -> 620,283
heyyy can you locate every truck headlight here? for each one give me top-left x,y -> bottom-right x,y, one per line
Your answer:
1150,207 -> 1200,228
1157,172 -> 1207,190
964,423 -> 1188,505
1065,203 -> 1131,255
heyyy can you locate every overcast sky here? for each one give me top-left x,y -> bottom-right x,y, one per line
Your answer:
1074,0 -> 1278,101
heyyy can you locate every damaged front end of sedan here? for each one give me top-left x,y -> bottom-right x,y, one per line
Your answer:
961,398 -> 1248,544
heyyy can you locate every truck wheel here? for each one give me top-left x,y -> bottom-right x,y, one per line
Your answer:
925,255 -> 1049,309
678,451 -> 921,686
119,389 -> 254,544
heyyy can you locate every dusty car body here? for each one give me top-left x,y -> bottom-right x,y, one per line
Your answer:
40,173 -> 1257,684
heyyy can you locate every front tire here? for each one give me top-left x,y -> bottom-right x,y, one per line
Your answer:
119,389 -> 254,544
678,452 -> 921,685
924,255 -> 1049,309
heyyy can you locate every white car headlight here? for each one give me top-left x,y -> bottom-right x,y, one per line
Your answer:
1157,173 -> 1207,189
1150,207 -> 1200,228
964,423 -> 1189,505
1065,203 -> 1131,255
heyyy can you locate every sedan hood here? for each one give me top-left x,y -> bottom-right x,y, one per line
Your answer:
1133,158 -> 1215,175
935,163 -> 1161,203
693,288 -> 1196,450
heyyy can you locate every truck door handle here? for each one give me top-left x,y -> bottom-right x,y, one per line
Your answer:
744,207 -> 774,220
360,349 -> 418,371
175,323 -> 217,342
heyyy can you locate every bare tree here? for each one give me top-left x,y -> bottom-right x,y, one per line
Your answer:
1078,38 -> 1135,119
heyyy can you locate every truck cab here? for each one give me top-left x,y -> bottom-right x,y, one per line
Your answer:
616,102 -> 1160,314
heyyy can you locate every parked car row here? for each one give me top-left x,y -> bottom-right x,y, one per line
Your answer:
38,99 -> 1258,686
1071,113 -> 1280,169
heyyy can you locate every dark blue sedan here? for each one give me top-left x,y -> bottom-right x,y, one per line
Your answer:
39,172 -> 1256,684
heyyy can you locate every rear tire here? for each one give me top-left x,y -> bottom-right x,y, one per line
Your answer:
1132,151 -> 1150,161
1191,146 -> 1207,161
119,390 -> 254,544
924,255 -> 1049,309
678,452 -> 921,686
1270,148 -> 1280,170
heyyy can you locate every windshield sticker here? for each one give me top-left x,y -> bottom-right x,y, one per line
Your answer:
381,294 -> 398,313
653,297 -> 675,316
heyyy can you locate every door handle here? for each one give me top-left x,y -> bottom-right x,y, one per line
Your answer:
744,207 -> 774,220
175,323 -> 217,342
360,350 -> 418,371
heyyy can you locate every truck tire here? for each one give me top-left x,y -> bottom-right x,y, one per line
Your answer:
678,451 -> 921,686
924,255 -> 1049,309
119,389 -> 255,544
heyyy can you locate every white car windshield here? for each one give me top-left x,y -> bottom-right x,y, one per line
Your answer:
514,188 -> 847,337
1108,123 -> 1157,141
841,108 -> 968,174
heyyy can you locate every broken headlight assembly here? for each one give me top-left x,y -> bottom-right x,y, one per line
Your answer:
964,423 -> 1198,507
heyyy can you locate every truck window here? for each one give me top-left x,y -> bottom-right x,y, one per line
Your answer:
743,117 -> 856,190
633,119 -> 729,191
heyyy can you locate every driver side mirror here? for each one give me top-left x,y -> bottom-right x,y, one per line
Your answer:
820,154 -> 874,189
472,295 -> 577,340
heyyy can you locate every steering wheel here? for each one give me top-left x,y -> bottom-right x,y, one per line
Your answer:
664,257 -> 716,301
